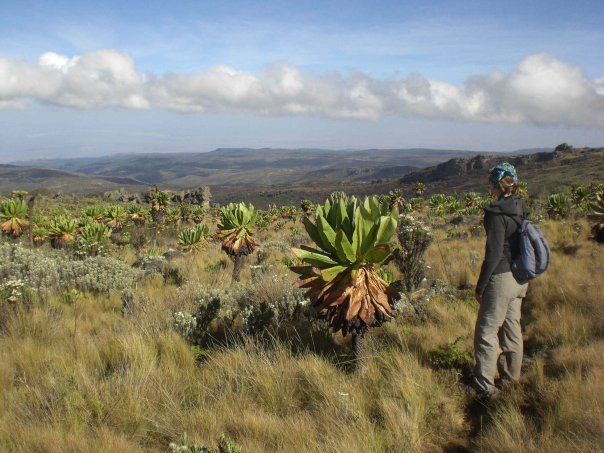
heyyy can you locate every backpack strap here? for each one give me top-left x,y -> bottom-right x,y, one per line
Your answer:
506,214 -> 524,227
497,211 -> 523,226
504,197 -> 527,227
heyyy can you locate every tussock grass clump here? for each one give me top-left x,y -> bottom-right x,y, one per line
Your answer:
474,366 -> 604,453
0,290 -> 470,452
522,221 -> 604,349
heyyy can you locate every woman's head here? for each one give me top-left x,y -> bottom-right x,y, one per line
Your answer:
488,162 -> 518,198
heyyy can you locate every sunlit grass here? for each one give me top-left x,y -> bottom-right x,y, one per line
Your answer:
0,208 -> 602,451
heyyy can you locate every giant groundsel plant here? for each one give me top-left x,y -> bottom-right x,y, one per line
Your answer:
0,199 -> 29,237
217,202 -> 259,256
217,202 -> 259,281
291,194 -> 398,336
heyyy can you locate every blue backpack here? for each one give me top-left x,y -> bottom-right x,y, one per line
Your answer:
509,216 -> 551,282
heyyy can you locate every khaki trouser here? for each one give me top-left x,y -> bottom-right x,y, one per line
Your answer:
473,272 -> 528,395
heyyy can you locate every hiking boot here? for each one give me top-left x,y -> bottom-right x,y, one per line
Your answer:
458,382 -> 500,401
458,383 -> 485,399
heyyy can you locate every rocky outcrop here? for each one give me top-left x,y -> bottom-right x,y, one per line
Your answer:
398,146 -> 602,191
103,189 -> 142,203
183,186 -> 212,208
554,142 -> 573,152
105,186 -> 212,206
399,154 -> 496,184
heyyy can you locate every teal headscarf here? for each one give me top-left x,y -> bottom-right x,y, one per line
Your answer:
489,162 -> 518,187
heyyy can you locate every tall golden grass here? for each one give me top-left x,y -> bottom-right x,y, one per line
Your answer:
0,217 -> 602,452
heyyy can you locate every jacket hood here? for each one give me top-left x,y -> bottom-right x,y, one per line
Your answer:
484,196 -> 524,217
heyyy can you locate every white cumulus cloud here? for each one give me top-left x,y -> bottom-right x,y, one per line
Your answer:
0,50 -> 603,127
38,52 -> 79,72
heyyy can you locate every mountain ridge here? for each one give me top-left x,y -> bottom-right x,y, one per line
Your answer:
2,146 -> 601,202
8,148 -> 480,189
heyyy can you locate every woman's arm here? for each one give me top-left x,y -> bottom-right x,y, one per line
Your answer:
475,213 -> 506,296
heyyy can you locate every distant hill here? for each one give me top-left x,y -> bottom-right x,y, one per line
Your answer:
208,146 -> 604,206
9,148 -> 478,190
4,146 -> 601,204
0,164 -> 149,194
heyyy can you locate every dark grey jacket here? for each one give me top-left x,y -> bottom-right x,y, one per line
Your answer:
475,196 -> 526,296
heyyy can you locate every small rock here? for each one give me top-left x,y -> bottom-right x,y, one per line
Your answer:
163,249 -> 184,261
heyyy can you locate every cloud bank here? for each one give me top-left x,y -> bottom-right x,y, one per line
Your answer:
1,49 -> 603,127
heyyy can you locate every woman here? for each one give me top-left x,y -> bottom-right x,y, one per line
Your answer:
472,162 -> 528,398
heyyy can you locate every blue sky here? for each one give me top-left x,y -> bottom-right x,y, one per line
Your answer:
1,0 -> 603,161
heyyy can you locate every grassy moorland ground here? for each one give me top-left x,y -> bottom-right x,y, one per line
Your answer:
0,195 -> 602,452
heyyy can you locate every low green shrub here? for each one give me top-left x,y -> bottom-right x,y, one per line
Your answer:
0,243 -> 142,295
169,432 -> 242,453
394,215 -> 433,292
428,336 -> 473,375
172,275 -> 311,343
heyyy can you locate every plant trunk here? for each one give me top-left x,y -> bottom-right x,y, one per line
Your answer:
352,332 -> 367,371
27,194 -> 36,248
232,254 -> 245,282
151,209 -> 165,224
